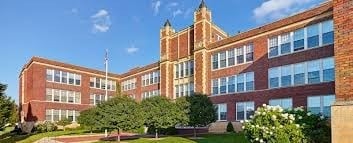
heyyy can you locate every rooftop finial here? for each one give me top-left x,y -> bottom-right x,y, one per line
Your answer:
164,19 -> 171,27
198,0 -> 207,9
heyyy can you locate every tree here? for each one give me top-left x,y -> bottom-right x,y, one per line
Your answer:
96,96 -> 143,143
0,83 -> 16,130
78,108 -> 100,133
56,118 -> 71,131
141,96 -> 182,139
186,93 -> 217,137
226,121 -> 235,133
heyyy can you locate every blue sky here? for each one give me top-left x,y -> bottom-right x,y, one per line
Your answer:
0,0 -> 325,103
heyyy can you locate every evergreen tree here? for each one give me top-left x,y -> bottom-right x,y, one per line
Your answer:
0,83 -> 16,130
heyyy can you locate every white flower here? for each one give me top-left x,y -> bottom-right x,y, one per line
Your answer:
250,115 -> 254,119
240,120 -> 244,123
255,137 -> 259,141
260,139 -> 264,143
256,125 -> 259,128
245,120 -> 249,123
271,115 -> 277,121
272,127 -> 275,129
296,124 -> 300,128
242,126 -> 245,129
262,112 -> 266,115
307,112 -> 312,116
289,114 -> 295,120
298,116 -> 303,120
289,120 -> 293,123
251,125 -> 255,128
270,131 -> 273,135
320,116 -> 325,120
278,108 -> 284,112
262,104 -> 266,107
279,125 -> 283,128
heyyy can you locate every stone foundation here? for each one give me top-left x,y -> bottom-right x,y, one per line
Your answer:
331,101 -> 353,143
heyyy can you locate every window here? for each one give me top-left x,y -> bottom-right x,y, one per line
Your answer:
184,84 -> 189,96
90,77 -> 95,87
185,62 -> 189,76
53,110 -> 60,121
236,101 -> 254,121
74,92 -> 80,103
190,82 -> 194,95
180,63 -> 184,77
216,104 -> 227,121
227,76 -> 236,93
307,24 -> 320,48
294,63 -> 305,85
269,98 -> 292,109
68,110 -> 74,122
75,75 -> 81,85
60,90 -> 67,102
246,72 -> 254,91
154,71 -> 159,83
307,60 -> 321,84
54,89 -> 60,102
75,111 -> 80,122
323,57 -> 334,82
269,67 -> 280,88
212,54 -> 219,69
308,95 -> 335,117
322,20 -> 334,45
68,91 -> 74,103
236,47 -> 244,64
246,44 -> 254,62
90,94 -> 94,105
61,72 -> 67,84
293,28 -> 304,51
54,70 -> 61,82
175,64 -> 179,78
46,88 -> 52,101
281,65 -> 292,87
228,49 -> 235,66
212,79 -> 219,95
237,74 -> 245,92
220,77 -> 227,94
180,85 -> 184,97
60,110 -> 67,121
46,69 -> 53,81
269,37 -> 278,57
149,73 -> 153,84
220,52 -> 226,68
95,78 -> 101,88
190,61 -> 194,75
46,109 -> 52,121
280,33 -> 291,54
68,73 -> 75,85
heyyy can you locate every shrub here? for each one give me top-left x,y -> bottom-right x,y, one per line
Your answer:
147,126 -> 177,135
243,104 -> 304,143
226,121 -> 234,133
287,107 -> 331,143
36,121 -> 57,133
56,118 -> 71,131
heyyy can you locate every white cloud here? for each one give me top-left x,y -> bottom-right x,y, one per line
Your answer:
253,0 -> 315,23
183,8 -> 192,18
91,9 -> 111,33
167,2 -> 179,10
152,1 -> 161,16
172,9 -> 183,17
71,8 -> 78,14
126,45 -> 139,54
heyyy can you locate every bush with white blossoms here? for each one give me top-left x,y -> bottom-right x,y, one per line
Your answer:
287,107 -> 331,143
243,104 -> 304,143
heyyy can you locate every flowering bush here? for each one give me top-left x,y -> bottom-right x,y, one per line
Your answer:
243,104 -> 304,143
287,107 -> 331,143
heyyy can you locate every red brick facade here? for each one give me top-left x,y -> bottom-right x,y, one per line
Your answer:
20,0 -> 342,123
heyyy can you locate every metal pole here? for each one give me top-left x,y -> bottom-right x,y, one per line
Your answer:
104,49 -> 108,137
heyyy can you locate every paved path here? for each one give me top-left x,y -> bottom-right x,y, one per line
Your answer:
52,133 -> 137,143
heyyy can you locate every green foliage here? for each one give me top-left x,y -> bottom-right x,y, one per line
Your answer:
78,108 -> 100,133
175,96 -> 190,125
96,95 -> 143,133
36,121 -> 57,133
56,118 -> 71,131
243,104 -> 304,143
141,96 -> 182,138
0,83 -> 17,130
185,93 -> 217,128
287,107 -> 331,143
226,121 -> 235,133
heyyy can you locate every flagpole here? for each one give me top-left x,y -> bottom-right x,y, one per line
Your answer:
104,49 -> 108,137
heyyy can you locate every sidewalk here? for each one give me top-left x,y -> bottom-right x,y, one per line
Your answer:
38,133 -> 137,143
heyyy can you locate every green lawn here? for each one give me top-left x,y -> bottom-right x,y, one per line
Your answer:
96,133 -> 249,143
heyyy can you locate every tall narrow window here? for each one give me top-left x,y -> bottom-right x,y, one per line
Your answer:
236,101 -> 254,121
307,60 -> 321,84
236,47 -> 244,64
60,90 -> 67,103
53,110 -> 60,121
269,37 -> 278,57
61,72 -> 67,84
184,84 -> 189,96
101,79 -> 106,90
68,110 -> 74,122
246,44 -> 254,62
294,63 -> 305,85
154,72 -> 158,83
185,62 -> 189,76
269,67 -> 280,88
294,28 -> 305,51
212,54 -> 219,69
90,94 -> 94,105
46,109 -> 52,121
237,74 -> 245,92
180,63 -> 184,77
54,70 -> 61,82
69,73 -> 75,85
149,73 -> 153,84
220,77 -> 227,94
95,78 -> 100,88
46,69 -> 53,82
46,88 -> 52,101
280,33 -> 291,54
190,60 -> 194,75
175,85 -> 179,98
228,49 -> 235,66
322,20 -> 334,45
54,89 -> 60,102
190,82 -> 194,95
246,72 -> 254,91
175,64 -> 179,78
68,91 -> 74,103
323,57 -> 334,82
220,52 -> 227,68
75,74 -> 81,86
90,77 -> 95,87
75,92 -> 81,104
180,85 -> 184,97
217,104 -> 227,121
212,79 -> 219,95
227,76 -> 236,93
307,24 -> 320,48
281,65 -> 292,87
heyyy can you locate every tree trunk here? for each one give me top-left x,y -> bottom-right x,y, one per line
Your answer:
193,126 -> 197,138
90,127 -> 92,134
155,129 -> 158,139
117,128 -> 121,143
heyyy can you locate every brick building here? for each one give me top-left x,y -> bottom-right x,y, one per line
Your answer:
20,0 -> 340,129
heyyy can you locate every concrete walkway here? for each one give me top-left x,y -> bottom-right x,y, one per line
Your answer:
48,133 -> 137,143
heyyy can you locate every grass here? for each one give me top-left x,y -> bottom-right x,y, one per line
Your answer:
0,126 -> 14,136
96,133 -> 249,143
0,129 -> 88,143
